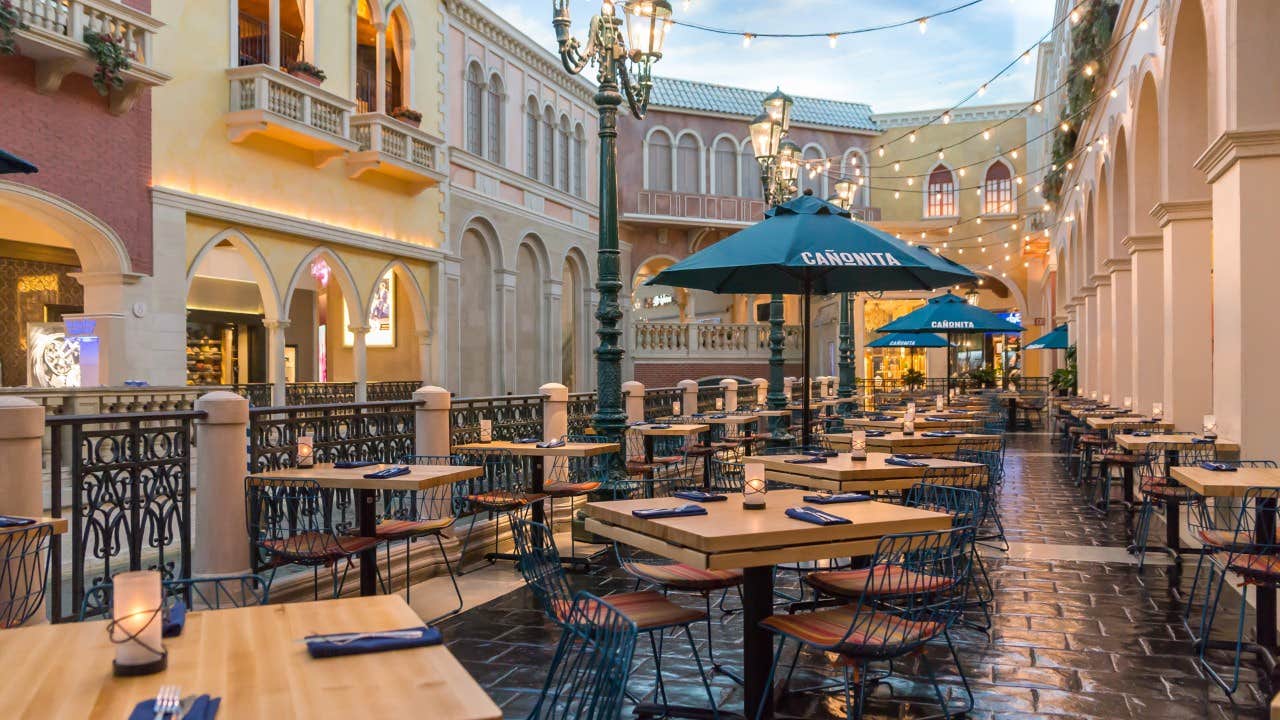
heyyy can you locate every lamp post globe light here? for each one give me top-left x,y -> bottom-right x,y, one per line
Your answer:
553,0 -> 672,441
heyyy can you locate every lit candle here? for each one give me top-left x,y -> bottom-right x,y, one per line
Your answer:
296,434 -> 315,467
849,430 -> 867,459
715,397 -> 723,411
1151,403 -> 1163,419
479,418 -> 493,442
1102,394 -> 1111,405
935,394 -> 944,412
1123,396 -> 1132,409
111,570 -> 165,675
743,463 -> 766,509
1202,414 -> 1217,436
672,401 -> 681,416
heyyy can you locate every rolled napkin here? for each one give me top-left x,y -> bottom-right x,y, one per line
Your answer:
802,493 -> 873,505
884,456 -> 927,467
690,413 -> 707,418
925,416 -> 952,422
632,504 -> 708,519
709,413 -> 728,419
869,415 -> 894,421
863,430 -> 887,437
1130,431 -> 1152,437
0,516 -> 36,528
1191,438 -> 1215,445
894,453 -> 932,459
536,438 -> 567,449
802,449 -> 838,458
306,626 -> 442,658
129,694 -> 221,720
163,600 -> 187,638
513,437 -> 542,444
785,506 -> 852,526
672,490 -> 728,503
785,456 -> 827,464
333,460 -> 377,469
364,465 -> 411,479
646,424 -> 672,430
921,431 -> 956,438
1200,462 -> 1237,472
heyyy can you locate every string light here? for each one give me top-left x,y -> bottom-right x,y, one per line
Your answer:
942,111 -> 951,124
877,146 -> 885,157
977,84 -> 987,96
1060,121 -> 1071,132
908,131 -> 917,143
828,33 -> 838,48
1070,9 -> 1081,24
918,17 -> 928,33
1034,102 -> 1042,113
893,162 -> 901,172
742,33 -> 753,47
1139,18 -> 1149,30
938,150 -> 945,160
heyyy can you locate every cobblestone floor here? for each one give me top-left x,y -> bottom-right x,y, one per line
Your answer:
438,432 -> 1273,719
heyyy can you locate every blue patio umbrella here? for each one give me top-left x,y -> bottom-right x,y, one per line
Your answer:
645,192 -> 976,446
877,292 -> 1024,392
867,332 -> 951,349
0,149 -> 37,174
1025,324 -> 1070,350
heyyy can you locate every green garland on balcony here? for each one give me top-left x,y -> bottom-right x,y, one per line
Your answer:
1043,0 -> 1119,204
1,0 -> 24,56
83,30 -> 131,95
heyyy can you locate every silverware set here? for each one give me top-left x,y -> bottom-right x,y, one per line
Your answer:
153,685 -> 197,719
306,629 -> 424,646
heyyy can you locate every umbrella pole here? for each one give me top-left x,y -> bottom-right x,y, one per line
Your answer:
802,279 -> 812,449
946,333 -> 952,398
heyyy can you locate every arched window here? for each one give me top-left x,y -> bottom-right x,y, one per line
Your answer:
983,161 -> 1014,214
645,130 -> 672,191
541,106 -> 555,185
557,115 -> 571,192
926,164 -> 957,217
464,62 -> 484,156
525,97 -> 539,178
739,141 -> 761,199
573,124 -> 586,197
712,136 -> 738,196
675,133 -> 701,193
800,145 -> 826,197
485,73 -> 505,164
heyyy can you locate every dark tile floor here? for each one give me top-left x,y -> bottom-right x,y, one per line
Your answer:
438,432 -> 1274,719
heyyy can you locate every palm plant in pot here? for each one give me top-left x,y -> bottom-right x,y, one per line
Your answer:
901,368 -> 925,391
968,367 -> 998,390
1050,345 -> 1078,396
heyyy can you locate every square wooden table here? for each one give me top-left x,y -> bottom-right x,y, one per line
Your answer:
583,491 -> 951,720
248,463 -> 484,596
753,452 -> 984,494
1086,416 -> 1175,431
843,417 -> 978,432
828,431 -> 992,456
0,595 -> 501,719
454,440 -> 620,526
0,516 -> 68,536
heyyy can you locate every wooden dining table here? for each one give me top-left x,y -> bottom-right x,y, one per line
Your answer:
754,452 -> 984,494
453,440 -> 620,526
1110,435 -> 1240,551
0,595 -> 502,719
248,463 -> 484,596
844,416 -> 979,432
1086,416 -> 1175,431
583,491 -> 952,720
828,430 -> 993,456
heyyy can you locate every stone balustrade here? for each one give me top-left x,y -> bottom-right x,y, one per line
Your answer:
633,321 -> 803,360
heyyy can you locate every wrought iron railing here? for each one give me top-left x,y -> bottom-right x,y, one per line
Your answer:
285,382 -> 356,406
449,395 -> 544,446
696,384 -> 721,413
368,380 -> 420,402
642,386 -> 682,419
46,411 -> 201,622
247,400 -> 418,472
226,383 -> 273,407
567,392 -> 597,435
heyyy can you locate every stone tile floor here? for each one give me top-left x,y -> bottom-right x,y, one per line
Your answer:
437,433 -> 1273,719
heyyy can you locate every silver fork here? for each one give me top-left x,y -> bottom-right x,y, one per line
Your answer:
153,685 -> 181,720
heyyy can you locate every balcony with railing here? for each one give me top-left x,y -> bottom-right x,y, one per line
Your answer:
348,113 -> 447,192
225,64 -> 358,165
10,0 -> 170,114
632,321 -> 803,361
624,189 -> 880,226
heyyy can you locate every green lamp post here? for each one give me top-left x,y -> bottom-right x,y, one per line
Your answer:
831,176 -> 862,399
553,0 -> 672,441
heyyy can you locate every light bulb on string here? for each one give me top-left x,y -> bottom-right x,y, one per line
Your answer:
1110,87 -> 1119,98
894,191 -> 900,199
908,131 -> 917,143
742,33 -> 753,48
893,161 -> 900,172
1034,102 -> 1042,113
1060,121 -> 1071,132
937,150 -> 945,160
976,217 -> 982,225
978,84 -> 987,96
1139,18 -> 1149,30
1011,149 -> 1018,159
942,111 -> 951,124
828,33 -> 838,49
947,227 -> 954,235
918,17 -> 927,33
983,130 -> 991,140
877,146 -> 885,157
906,177 -> 914,186
1070,9 -> 1080,24
1083,63 -> 1094,77
1022,51 -> 1031,64
958,167 -> 966,177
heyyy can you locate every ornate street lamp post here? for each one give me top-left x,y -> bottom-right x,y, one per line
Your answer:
554,0 -> 671,441
831,177 -> 861,399
749,90 -> 797,435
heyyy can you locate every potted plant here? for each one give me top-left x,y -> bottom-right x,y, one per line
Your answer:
83,30 -> 130,95
390,106 -> 422,128
968,367 -> 998,390
286,60 -> 326,86
901,368 -> 925,391
1,0 -> 23,56
1050,345 -> 1078,396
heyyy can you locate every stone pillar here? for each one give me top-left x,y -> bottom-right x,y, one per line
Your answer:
784,376 -> 796,402
852,295 -> 866,391
268,0 -> 281,67
1155,202 -> 1214,428
373,21 -> 387,114
0,397 -> 44,624
497,269 -> 518,394
1081,287 -> 1098,396
193,392 -> 250,575
349,324 -> 369,402
1124,234 -> 1163,409
1106,259 -> 1133,405
678,379 -> 698,416
264,320 -> 289,406
442,260 -> 463,394
545,280 -> 564,388
413,386 -> 451,456
752,378 -> 767,407
1094,275 -> 1113,399
622,380 -> 645,422
540,383 -> 568,481
720,378 -> 738,411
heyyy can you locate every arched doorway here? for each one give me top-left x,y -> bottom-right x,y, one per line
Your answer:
459,226 -> 496,396
281,248 -> 363,388
561,253 -> 585,390
185,231 -> 281,387
515,240 -> 544,394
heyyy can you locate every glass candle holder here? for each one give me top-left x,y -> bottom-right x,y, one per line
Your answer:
296,434 -> 315,468
1123,396 -> 1133,409
1102,394 -> 1111,405
671,401 -> 681,416
110,570 -> 166,676
743,463 -> 766,509
935,395 -> 944,412
479,419 -> 493,442
849,430 -> 867,459
903,418 -> 916,436
715,397 -> 723,411
1091,390 -> 1098,400
1151,403 -> 1163,420
1202,414 -> 1217,437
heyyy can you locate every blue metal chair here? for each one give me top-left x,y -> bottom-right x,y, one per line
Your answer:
510,518 -> 721,717
1133,440 -> 1219,569
378,454 -> 463,620
0,523 -> 53,629
755,527 -> 975,720
453,449 -> 543,575
245,476 -> 380,598
79,574 -> 269,621
1193,484 -> 1280,695
1094,421 -> 1166,511
955,443 -> 1009,552
527,591 -> 638,720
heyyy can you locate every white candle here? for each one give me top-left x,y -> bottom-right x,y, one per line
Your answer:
672,401 -> 681,416
479,419 -> 493,442
112,571 -> 164,671
1151,402 -> 1163,419
1102,394 -> 1111,405
296,434 -> 315,467
1203,414 -> 1216,434
743,463 -> 766,509
1123,396 -> 1132,409
935,395 -> 944,412
850,430 -> 867,459
715,397 -> 723,411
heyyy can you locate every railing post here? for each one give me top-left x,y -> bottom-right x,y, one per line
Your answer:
193,391 -> 251,575
752,378 -> 767,407
622,381 -> 645,423
784,376 -> 796,402
720,378 -> 738,412
0,397 -> 45,625
413,386 -> 452,456
678,379 -> 698,416
540,383 -> 568,482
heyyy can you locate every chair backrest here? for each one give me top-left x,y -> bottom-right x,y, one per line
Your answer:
79,573 -> 269,622
0,524 -> 53,629
902,482 -> 983,530
920,465 -> 991,524
452,449 -> 525,505
510,518 -> 576,625
1140,441 -> 1218,489
527,591 -> 638,720
1108,421 -> 1163,439
709,457 -> 744,492
955,445 -> 1003,488
387,454 -> 458,522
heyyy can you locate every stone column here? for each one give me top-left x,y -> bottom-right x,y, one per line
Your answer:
1155,201 -> 1214,428
622,380 -> 645,422
545,280 -> 564,388
540,383 -> 568,481
442,260 -> 463,394
1093,275 -> 1113,400
752,378 -> 767,407
349,324 -> 369,402
1106,258 -> 1133,405
1124,234 -> 1164,410
413,386 -> 451,456
268,0 -> 280,67
720,378 -> 738,411
263,320 -> 290,406
1081,287 -> 1098,397
678,379 -> 698,416
496,269 -> 518,394
852,295 -> 866,392
373,21 -> 387,114
193,392 -> 250,575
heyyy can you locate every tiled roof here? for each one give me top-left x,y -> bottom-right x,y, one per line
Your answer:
649,77 -> 879,132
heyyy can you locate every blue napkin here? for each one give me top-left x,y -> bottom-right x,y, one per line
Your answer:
1201,462 -> 1236,472
894,453 -> 932,459
1192,438 -> 1215,444
869,415 -> 894,421
673,491 -> 728,503
632,504 -> 708,519
803,449 -> 838,458
364,466 -> 410,479
785,456 -> 827,464
514,437 -> 541,444
0,516 -> 35,528
802,493 -> 873,505
922,431 -> 956,438
925,416 -> 952,422
306,626 -> 442,658
646,424 -> 672,430
885,457 -> 927,467
863,430 -> 887,437
709,414 -> 728,419
1130,431 -> 1152,437
163,600 -> 186,638
690,413 -> 707,418
536,438 -> 566,449
333,460 -> 376,469
786,506 -> 852,526
130,694 -> 220,720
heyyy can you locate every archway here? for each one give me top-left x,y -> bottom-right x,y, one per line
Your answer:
1132,72 -> 1161,233
459,224 -> 497,396
1162,0 -> 1212,202
282,247 -> 363,384
561,251 -> 586,390
515,239 -> 545,393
